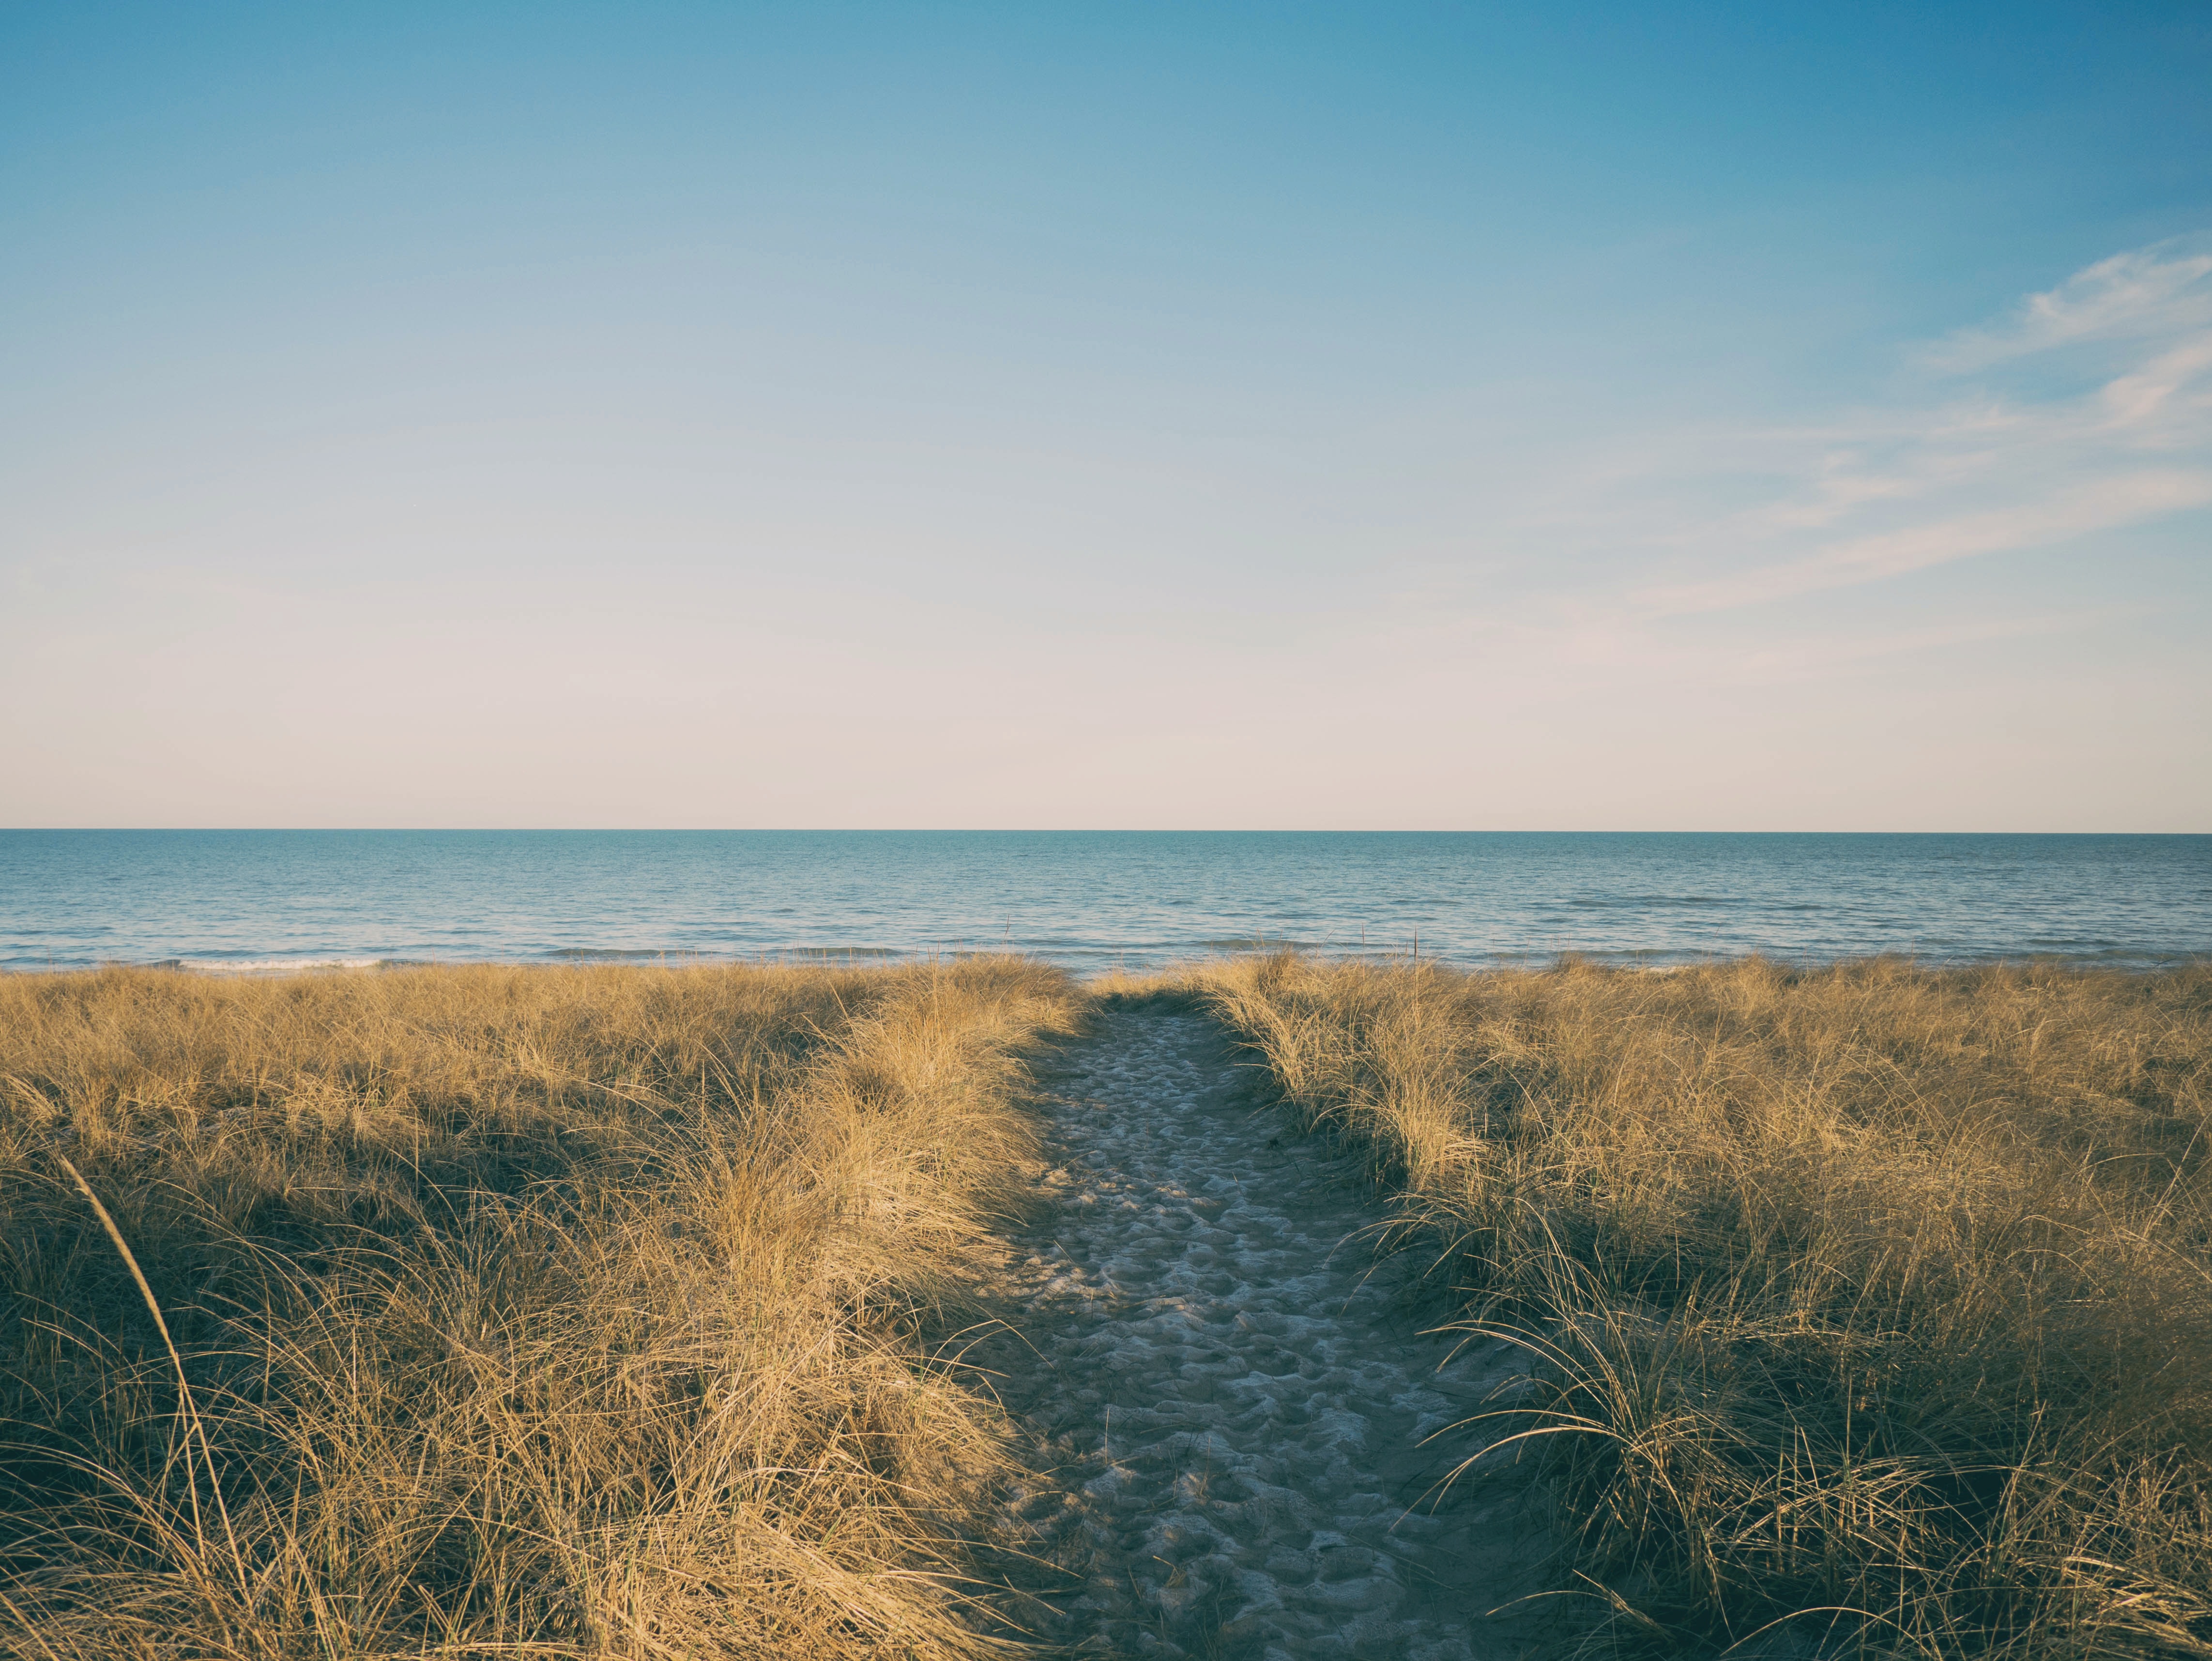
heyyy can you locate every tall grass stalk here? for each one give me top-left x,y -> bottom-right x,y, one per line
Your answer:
47,1150 -> 243,1598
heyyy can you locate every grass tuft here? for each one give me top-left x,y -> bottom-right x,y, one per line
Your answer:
0,958 -> 1079,1659
1183,952 -> 2212,1658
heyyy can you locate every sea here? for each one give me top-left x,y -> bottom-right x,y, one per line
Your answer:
1,831 -> 2207,975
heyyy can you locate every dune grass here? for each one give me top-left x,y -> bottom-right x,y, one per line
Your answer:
0,958 -> 1080,1660
1175,953 -> 2212,1658
14,951 -> 2207,1656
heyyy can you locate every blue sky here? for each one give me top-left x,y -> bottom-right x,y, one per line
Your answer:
4,2 -> 2208,828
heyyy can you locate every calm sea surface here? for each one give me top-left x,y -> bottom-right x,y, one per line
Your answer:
1,831 -> 2207,974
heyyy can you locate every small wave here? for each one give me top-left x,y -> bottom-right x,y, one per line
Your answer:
1567,895 -> 1734,910
184,957 -> 386,975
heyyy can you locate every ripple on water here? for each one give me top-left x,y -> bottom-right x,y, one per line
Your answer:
979,1010 -> 1549,1660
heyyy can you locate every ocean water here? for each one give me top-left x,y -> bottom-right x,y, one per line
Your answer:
1,830 -> 2206,974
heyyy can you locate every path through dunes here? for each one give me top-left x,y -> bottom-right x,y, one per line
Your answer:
974,1008 -> 1548,1660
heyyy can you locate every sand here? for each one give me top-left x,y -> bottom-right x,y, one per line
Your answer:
974,1007 -> 1550,1660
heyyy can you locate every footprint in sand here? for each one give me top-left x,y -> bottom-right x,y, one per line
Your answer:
976,1007 -> 1549,1660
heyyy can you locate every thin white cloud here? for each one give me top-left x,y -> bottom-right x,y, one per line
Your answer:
2099,332 -> 2212,435
1645,470 -> 2212,615
1620,238 -> 2212,618
1928,238 -> 2212,371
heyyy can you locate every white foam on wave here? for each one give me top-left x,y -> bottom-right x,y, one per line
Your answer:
183,957 -> 386,975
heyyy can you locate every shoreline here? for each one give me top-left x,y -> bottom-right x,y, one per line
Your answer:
8,942 -> 2212,977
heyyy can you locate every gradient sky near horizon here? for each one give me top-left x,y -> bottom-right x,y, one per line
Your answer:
5,3 -> 2209,831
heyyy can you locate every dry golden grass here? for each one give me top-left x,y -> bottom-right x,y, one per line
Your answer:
0,958 -> 1080,1659
1180,953 -> 2212,1658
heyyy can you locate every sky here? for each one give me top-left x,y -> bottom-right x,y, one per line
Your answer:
3,2 -> 2208,830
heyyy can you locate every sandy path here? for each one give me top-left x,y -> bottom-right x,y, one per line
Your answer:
975,1008 -> 1545,1660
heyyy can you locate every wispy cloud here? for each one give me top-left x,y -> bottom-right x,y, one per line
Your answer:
1928,239 -> 2212,371
1605,238 -> 2212,618
1644,471 -> 2212,616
